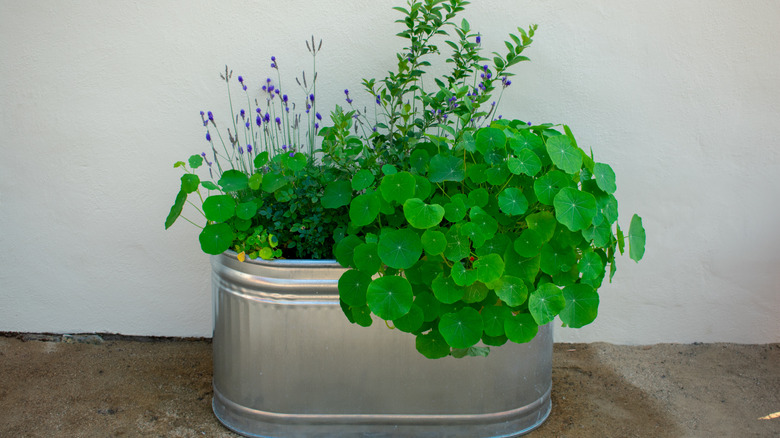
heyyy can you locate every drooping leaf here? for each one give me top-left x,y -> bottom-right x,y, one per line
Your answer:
366,275 -> 414,320
403,198 -> 445,229
438,307 -> 484,349
321,180 -> 352,209
377,228 -> 423,269
351,305 -> 374,327
559,283 -> 599,328
504,312 -> 539,344
546,135 -> 582,174
416,330 -> 451,359
338,269 -> 372,307
528,283 -> 566,325
629,214 -> 646,262
164,191 -> 187,229
201,180 -> 220,191
198,223 -> 234,255
218,169 -> 249,192
554,187 -> 598,232
498,188 -> 528,216
202,194 -> 236,223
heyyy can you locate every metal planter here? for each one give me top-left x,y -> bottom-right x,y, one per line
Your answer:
211,252 -> 552,438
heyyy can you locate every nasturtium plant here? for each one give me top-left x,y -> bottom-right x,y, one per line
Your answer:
323,1 -> 645,360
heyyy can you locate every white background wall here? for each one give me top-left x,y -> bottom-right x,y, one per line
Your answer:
1,0 -> 778,343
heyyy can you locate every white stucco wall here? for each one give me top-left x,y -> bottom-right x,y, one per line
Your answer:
1,0 -> 778,343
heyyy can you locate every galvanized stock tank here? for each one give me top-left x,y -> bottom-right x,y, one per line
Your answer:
211,252 -> 552,438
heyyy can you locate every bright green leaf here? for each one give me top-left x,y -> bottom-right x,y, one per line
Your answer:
403,198 -> 445,229
322,180 -> 352,209
421,229 -> 447,255
218,170 -> 249,192
528,283 -> 565,325
507,148 -> 542,176
377,228 -> 423,269
559,283 -> 599,328
353,243 -> 381,275
504,313 -> 539,343
416,330 -> 451,359
236,201 -> 257,220
428,154 -> 465,183
554,187 -> 598,232
202,195 -> 236,223
349,191 -> 381,227
432,273 -> 465,304
593,162 -> 617,194
438,307 -> 484,349
366,275 -> 414,320
629,214 -> 646,262
338,269 -> 372,307
164,191 -> 187,229
198,223 -> 234,255
380,171 -> 416,204
498,188 -> 528,216
495,276 -> 528,307
546,135 -> 582,174
482,306 -> 511,337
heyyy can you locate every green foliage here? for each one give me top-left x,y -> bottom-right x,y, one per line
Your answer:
322,0 -> 644,359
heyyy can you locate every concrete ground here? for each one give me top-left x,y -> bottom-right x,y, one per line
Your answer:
0,334 -> 777,437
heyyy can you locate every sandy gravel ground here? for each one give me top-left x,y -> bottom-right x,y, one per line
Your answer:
0,334 -> 777,437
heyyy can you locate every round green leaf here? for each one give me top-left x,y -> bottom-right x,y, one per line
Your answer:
482,306 -> 511,337
432,273 -> 465,304
504,313 -> 539,344
413,174 -> 432,200
283,152 -> 307,171
475,127 -> 506,155
380,171 -> 416,204
462,282 -> 489,303
428,154 -> 465,183
451,261 -> 478,286
438,307 -> 484,349
377,228 -> 423,269
338,269 -> 372,307
236,201 -> 257,220
351,169 -> 375,191
498,188 -> 528,216
473,253 -> 505,283
593,162 -> 617,194
421,229 -> 447,256
469,206 -> 498,238
334,235 -> 363,268
349,192 -> 381,227
188,154 -> 203,168
540,243 -> 577,275
414,290 -> 441,322
485,164 -> 510,186
351,305 -> 374,327
460,222 -> 488,249
578,251 -> 605,281
353,243 -> 381,275
403,198 -> 445,229
444,226 -> 470,262
444,197 -> 468,222
507,148 -> 542,176
416,330 -> 451,359
528,283 -> 566,325
410,149 -> 430,174
322,180 -> 352,209
560,283 -> 599,328
554,187 -> 598,232
253,151 -> 269,168
468,188 -> 489,208
247,174 -> 262,190
526,211 -> 557,242
366,275 -> 414,320
218,169 -> 249,192
514,229 -> 543,257
394,304 -> 424,333
467,163 -> 490,184
202,195 -> 236,222
198,223 -> 234,255
534,170 -> 574,205
494,276 -> 528,307
546,135 -> 582,174
582,222 -> 612,248
261,171 -> 288,193
180,174 -> 200,194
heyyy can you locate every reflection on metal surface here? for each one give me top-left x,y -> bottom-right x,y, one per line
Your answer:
212,252 -> 552,437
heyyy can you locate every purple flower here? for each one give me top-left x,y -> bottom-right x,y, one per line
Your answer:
376,95 -> 381,104
316,112 -> 322,121
242,84 -> 247,91
264,113 -> 270,123
238,146 -> 244,154
268,85 -> 275,93
200,111 -> 205,116
345,89 -> 353,104
256,108 -> 261,114
240,109 -> 245,118
247,144 -> 253,153
527,121 -> 532,126
275,117 -> 281,125
256,115 -> 262,126
245,121 -> 250,129
315,122 -> 319,130
344,89 -> 349,95
283,94 -> 288,103
206,131 -> 211,142
309,94 -> 315,102
201,152 -> 206,157
483,65 -> 489,72
208,111 -> 214,121
476,34 -> 481,44
282,144 -> 288,151
289,152 -> 295,157
238,75 -> 244,83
